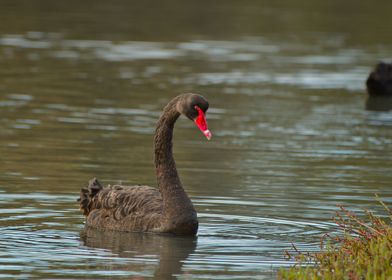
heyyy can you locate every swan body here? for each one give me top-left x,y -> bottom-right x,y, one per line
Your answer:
78,93 -> 211,235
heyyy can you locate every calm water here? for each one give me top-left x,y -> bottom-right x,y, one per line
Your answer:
1,1 -> 392,279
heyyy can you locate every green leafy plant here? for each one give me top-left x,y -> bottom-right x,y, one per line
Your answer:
279,195 -> 392,280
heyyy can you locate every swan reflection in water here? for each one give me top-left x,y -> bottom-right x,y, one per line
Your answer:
81,228 -> 197,279
366,96 -> 392,111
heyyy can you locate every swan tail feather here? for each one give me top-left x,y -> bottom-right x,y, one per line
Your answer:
78,177 -> 103,216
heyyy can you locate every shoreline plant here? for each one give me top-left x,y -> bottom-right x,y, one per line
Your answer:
279,195 -> 392,280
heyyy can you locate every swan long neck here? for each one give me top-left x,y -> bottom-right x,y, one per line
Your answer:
154,97 -> 196,223
154,98 -> 181,187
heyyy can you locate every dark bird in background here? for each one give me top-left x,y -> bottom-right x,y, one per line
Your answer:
366,62 -> 392,97
366,62 -> 392,111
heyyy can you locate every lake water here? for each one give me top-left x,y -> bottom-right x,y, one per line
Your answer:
1,0 -> 391,279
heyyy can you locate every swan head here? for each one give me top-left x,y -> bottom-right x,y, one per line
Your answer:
177,93 -> 212,140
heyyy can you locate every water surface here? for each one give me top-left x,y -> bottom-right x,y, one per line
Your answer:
1,0 -> 392,279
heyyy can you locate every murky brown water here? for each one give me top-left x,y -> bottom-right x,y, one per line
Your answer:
1,0 -> 392,279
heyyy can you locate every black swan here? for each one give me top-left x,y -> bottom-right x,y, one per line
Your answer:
366,62 -> 392,96
78,93 -> 211,235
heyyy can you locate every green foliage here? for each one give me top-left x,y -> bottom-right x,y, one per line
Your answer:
279,195 -> 392,280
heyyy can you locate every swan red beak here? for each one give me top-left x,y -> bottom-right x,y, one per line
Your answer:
194,106 -> 212,140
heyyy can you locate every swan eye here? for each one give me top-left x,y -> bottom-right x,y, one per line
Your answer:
194,105 -> 206,112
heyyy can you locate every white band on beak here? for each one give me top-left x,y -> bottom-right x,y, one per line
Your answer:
203,129 -> 212,140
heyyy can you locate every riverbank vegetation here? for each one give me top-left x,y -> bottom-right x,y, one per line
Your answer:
279,196 -> 392,280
